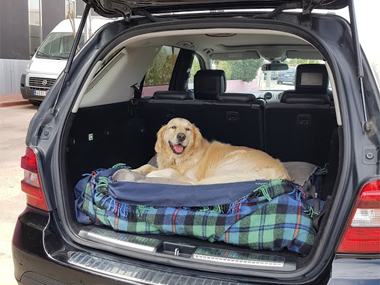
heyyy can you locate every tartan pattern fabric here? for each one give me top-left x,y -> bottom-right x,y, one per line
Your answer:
74,165 -> 317,255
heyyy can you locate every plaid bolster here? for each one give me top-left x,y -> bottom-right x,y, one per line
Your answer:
74,165 -> 317,255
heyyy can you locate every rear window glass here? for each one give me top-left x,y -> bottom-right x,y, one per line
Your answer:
142,46 -> 180,97
213,58 -> 325,92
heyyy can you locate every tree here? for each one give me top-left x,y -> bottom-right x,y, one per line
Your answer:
189,59 -> 200,83
145,47 -> 178,86
285,58 -> 321,67
217,58 -> 264,82
215,61 -> 232,80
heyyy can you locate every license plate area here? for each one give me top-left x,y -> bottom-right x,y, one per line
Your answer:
34,90 -> 48,96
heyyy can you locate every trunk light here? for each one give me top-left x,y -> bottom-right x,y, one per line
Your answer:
337,180 -> 380,253
20,147 -> 49,211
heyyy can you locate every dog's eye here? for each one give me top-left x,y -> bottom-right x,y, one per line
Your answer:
185,128 -> 190,131
171,126 -> 177,130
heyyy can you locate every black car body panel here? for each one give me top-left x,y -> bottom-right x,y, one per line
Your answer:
12,1 -> 380,284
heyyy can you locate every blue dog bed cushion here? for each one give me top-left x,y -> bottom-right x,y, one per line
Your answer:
74,164 -> 323,255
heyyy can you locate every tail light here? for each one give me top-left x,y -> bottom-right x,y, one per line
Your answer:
21,147 -> 49,211
337,180 -> 380,253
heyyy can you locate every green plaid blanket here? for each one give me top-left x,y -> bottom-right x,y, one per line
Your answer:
74,165 -> 319,255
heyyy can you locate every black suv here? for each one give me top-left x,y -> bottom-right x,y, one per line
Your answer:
13,0 -> 380,284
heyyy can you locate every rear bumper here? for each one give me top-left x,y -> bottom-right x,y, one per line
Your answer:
12,207 -> 126,285
13,207 -> 380,285
327,257 -> 380,285
13,207 -> 257,285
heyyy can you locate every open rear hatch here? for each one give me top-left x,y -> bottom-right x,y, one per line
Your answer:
84,0 -> 349,17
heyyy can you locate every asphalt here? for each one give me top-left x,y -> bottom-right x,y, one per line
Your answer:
0,104 -> 38,285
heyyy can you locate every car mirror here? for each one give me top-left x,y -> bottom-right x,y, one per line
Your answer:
262,63 -> 289,71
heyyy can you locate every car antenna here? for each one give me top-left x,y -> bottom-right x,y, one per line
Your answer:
349,0 -> 372,134
50,4 -> 91,116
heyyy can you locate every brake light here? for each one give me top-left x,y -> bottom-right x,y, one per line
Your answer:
21,147 -> 49,211
337,180 -> 380,253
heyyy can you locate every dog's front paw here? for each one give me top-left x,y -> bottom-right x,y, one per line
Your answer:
132,164 -> 157,174
146,168 -> 177,178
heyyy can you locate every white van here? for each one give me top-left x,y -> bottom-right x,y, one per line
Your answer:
20,17 -> 113,105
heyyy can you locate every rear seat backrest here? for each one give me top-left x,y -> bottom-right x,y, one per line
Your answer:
137,90 -> 199,142
216,93 -> 258,104
137,70 -> 263,152
206,93 -> 263,149
194,69 -> 226,100
153,90 -> 194,100
265,64 -> 335,165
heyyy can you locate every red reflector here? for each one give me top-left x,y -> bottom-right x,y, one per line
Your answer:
21,147 -> 38,173
21,147 -> 49,211
357,180 -> 380,209
21,180 -> 49,211
337,180 -> 380,254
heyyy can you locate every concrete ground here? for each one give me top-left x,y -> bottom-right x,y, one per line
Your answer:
0,104 -> 38,285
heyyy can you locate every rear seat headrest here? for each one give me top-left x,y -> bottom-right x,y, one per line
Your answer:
281,93 -> 330,104
295,64 -> 329,94
194,69 -> 226,100
217,93 -> 257,103
153,90 -> 194,100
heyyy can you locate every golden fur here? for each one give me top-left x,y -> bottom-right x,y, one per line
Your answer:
134,117 -> 290,184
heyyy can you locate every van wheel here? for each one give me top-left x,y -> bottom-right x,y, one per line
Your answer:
29,100 -> 41,106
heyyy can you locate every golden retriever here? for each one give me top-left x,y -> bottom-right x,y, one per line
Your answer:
134,117 -> 290,184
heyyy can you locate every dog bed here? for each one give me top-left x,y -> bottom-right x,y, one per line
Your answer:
74,163 -> 325,256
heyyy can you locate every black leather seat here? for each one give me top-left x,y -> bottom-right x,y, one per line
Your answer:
152,90 -> 194,100
194,69 -> 226,100
264,64 -> 336,165
280,64 -> 330,104
216,93 -> 258,104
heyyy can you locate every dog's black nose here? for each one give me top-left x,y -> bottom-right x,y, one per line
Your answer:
177,132 -> 186,142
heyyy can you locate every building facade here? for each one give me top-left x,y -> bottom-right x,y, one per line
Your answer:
0,0 -> 85,95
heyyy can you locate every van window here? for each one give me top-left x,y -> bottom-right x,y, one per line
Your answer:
36,32 -> 85,60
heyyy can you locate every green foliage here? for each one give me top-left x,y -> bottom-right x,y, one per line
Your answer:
145,47 -> 178,86
285,58 -> 321,66
189,57 -> 201,83
216,61 -> 232,80
145,46 -> 266,86
216,58 -> 264,82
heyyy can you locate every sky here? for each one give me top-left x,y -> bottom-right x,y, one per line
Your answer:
338,1 -> 379,60
338,1 -> 380,83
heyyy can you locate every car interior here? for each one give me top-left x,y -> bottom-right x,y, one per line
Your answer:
61,26 -> 340,273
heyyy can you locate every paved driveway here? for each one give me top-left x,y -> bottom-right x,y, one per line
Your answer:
0,104 -> 38,285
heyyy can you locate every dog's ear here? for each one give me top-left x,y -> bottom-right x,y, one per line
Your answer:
192,125 -> 204,150
155,124 -> 166,153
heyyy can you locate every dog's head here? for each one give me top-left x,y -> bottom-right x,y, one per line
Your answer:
155,118 -> 203,159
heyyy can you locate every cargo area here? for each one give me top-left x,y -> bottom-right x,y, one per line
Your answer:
58,24 -> 342,276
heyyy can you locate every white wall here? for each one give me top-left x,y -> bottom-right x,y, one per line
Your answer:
0,59 -> 29,95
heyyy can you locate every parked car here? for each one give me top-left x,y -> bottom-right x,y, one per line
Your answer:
13,0 -> 380,285
277,68 -> 296,84
263,70 -> 278,80
20,18 -> 114,106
